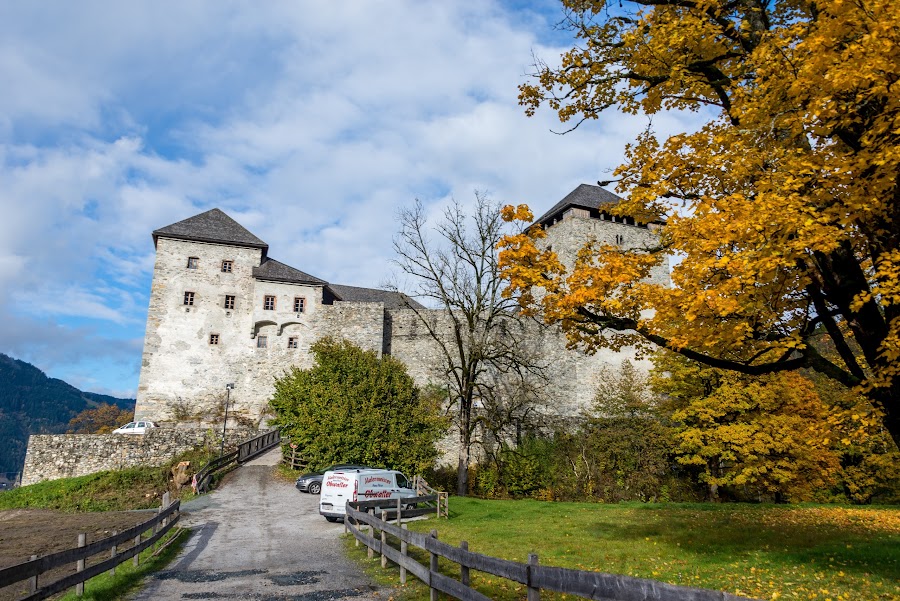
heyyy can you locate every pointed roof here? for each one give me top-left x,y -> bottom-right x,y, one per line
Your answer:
533,184 -> 623,228
253,257 -> 328,286
327,284 -> 426,310
152,208 -> 269,251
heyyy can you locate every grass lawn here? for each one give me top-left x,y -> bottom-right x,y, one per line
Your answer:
0,446 -> 217,512
360,498 -> 900,601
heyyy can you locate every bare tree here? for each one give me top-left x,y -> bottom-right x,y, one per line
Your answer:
392,193 -> 545,495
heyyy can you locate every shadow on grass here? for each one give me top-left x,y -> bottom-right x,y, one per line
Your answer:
582,506 -> 900,581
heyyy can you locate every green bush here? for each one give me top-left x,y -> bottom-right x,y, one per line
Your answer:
269,337 -> 447,476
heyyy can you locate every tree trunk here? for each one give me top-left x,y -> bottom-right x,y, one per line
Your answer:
457,437 -> 469,496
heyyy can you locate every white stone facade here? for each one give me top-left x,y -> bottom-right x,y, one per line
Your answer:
134,187 -> 670,428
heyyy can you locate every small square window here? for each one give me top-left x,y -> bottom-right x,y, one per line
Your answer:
224,295 -> 235,310
264,295 -> 276,310
288,337 -> 298,349
184,291 -> 195,306
293,297 -> 305,313
221,260 -> 233,273
257,336 -> 267,348
187,257 -> 199,269
209,334 -> 219,345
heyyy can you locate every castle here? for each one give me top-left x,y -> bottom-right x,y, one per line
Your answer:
134,184 -> 669,427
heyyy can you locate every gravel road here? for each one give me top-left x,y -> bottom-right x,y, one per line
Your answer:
130,449 -> 387,601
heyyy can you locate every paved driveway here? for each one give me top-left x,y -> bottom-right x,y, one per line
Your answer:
131,449 -> 386,601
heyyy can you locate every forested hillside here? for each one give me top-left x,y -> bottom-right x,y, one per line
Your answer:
0,353 -> 135,479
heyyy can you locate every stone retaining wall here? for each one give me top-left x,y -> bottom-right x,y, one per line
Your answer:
20,428 -> 219,486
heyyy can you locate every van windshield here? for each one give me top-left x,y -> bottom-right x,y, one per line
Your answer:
395,473 -> 409,489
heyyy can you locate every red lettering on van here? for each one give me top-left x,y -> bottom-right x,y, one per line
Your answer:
364,476 -> 392,485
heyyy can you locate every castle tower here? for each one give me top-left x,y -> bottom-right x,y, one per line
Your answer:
135,209 -> 418,426
535,183 -> 669,285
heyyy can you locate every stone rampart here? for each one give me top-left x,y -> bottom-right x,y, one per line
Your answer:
21,428 -> 215,486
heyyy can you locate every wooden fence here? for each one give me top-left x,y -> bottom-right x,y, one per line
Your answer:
0,496 -> 180,601
193,428 -> 281,493
413,475 -> 449,518
345,501 -> 759,601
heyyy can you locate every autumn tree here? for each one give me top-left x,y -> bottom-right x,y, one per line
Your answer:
652,352 -> 841,501
268,338 -> 445,476
67,403 -> 133,434
393,194 -> 548,495
499,0 -> 900,447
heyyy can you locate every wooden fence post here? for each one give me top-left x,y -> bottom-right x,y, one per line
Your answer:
527,553 -> 540,601
110,530 -> 118,575
75,533 -> 86,596
396,498 -> 403,527
400,524 -> 408,585
429,529 -> 439,601
381,529 -> 387,569
133,533 -> 141,567
28,555 -> 37,593
367,516 -> 374,560
460,541 -> 469,587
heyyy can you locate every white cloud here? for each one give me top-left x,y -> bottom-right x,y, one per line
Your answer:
0,0 -> 708,393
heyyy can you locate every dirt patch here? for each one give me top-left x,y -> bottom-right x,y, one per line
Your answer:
0,508 -> 156,601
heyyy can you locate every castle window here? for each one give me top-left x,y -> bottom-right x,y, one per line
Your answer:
288,337 -> 298,349
264,295 -> 276,310
615,234 -> 624,245
257,336 -> 267,348
187,257 -> 199,269
293,297 -> 305,313
221,260 -> 233,273
209,334 -> 219,345
224,295 -> 235,310
184,291 -> 195,306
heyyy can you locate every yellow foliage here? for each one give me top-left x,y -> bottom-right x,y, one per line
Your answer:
500,0 -> 900,448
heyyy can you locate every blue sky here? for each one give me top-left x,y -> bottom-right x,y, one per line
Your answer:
0,1 -> 703,398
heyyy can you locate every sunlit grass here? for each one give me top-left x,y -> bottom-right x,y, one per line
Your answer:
0,447 -> 217,512
370,498 -> 900,601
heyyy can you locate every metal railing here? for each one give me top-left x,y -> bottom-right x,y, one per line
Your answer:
192,429 -> 280,493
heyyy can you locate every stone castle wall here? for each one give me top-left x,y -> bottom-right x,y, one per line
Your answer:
21,428 -> 214,486
132,209 -> 668,431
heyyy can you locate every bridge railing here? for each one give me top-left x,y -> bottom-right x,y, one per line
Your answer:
192,428 -> 280,493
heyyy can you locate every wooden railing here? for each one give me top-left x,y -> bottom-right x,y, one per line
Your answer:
193,429 -> 280,493
237,429 -> 280,463
413,475 -> 449,518
0,497 -> 180,601
345,501 -> 759,601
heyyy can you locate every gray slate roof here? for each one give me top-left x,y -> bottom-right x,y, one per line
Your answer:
327,284 -> 426,310
533,184 -> 623,227
153,208 -> 269,250
253,258 -> 328,286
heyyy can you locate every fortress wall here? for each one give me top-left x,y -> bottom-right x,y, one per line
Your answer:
20,428 -> 214,486
314,302 -> 386,356
543,212 -> 670,286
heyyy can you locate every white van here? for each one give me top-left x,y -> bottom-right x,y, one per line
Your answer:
319,468 -> 416,522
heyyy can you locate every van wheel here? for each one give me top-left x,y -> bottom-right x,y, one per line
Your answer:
309,482 -> 321,494
325,516 -> 339,522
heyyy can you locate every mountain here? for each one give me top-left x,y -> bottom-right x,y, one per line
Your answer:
0,353 -> 135,480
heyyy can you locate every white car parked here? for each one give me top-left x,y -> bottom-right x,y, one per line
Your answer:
112,420 -> 157,434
